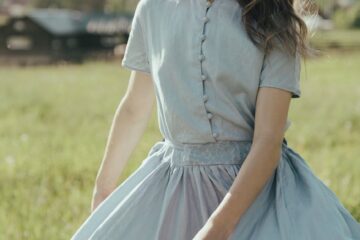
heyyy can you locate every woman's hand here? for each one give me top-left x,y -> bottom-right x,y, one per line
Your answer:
192,218 -> 232,240
90,185 -> 114,212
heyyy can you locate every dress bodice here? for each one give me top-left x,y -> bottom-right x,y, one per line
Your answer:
121,0 -> 302,144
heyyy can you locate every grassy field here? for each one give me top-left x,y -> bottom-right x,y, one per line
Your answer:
309,29 -> 360,50
0,50 -> 360,239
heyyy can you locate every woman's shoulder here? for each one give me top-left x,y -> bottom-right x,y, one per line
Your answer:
136,0 -> 167,10
133,0 -> 175,30
133,0 -> 167,20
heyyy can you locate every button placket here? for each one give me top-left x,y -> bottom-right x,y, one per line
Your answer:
203,94 -> 208,102
198,54 -> 205,62
201,74 -> 207,81
200,34 -> 206,42
203,16 -> 209,23
212,132 -> 219,138
206,0 -> 212,8
199,0 -> 218,140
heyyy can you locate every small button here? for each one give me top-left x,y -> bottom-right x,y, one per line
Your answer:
212,132 -> 218,138
201,74 -> 207,81
203,95 -> 208,102
203,16 -> 209,23
199,54 -> 205,61
207,112 -> 213,119
206,1 -> 212,7
200,34 -> 206,42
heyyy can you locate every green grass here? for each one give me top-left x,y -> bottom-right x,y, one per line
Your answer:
0,51 -> 360,239
310,29 -> 360,50
288,51 -> 360,218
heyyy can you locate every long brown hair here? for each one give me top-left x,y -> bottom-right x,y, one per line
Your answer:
237,0 -> 315,58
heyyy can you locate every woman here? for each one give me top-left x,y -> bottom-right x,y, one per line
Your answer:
71,0 -> 360,239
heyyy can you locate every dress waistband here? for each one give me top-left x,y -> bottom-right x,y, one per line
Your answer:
161,138 -> 288,145
154,138 -> 288,166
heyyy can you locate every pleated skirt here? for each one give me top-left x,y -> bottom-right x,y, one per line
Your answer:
70,139 -> 360,240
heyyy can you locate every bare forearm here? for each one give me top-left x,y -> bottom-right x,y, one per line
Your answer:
209,137 -> 283,235
94,98 -> 152,194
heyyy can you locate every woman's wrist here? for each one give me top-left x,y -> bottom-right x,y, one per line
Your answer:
207,194 -> 242,235
208,214 -> 236,237
94,177 -> 116,196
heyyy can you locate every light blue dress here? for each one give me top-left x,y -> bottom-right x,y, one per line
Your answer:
70,0 -> 360,239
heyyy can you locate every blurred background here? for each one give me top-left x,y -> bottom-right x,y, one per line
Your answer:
0,0 -> 359,239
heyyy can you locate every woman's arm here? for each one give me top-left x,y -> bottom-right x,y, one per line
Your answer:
205,86 -> 292,237
91,70 -> 155,212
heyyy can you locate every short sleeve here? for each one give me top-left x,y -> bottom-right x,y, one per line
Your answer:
121,0 -> 151,74
259,46 -> 301,98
